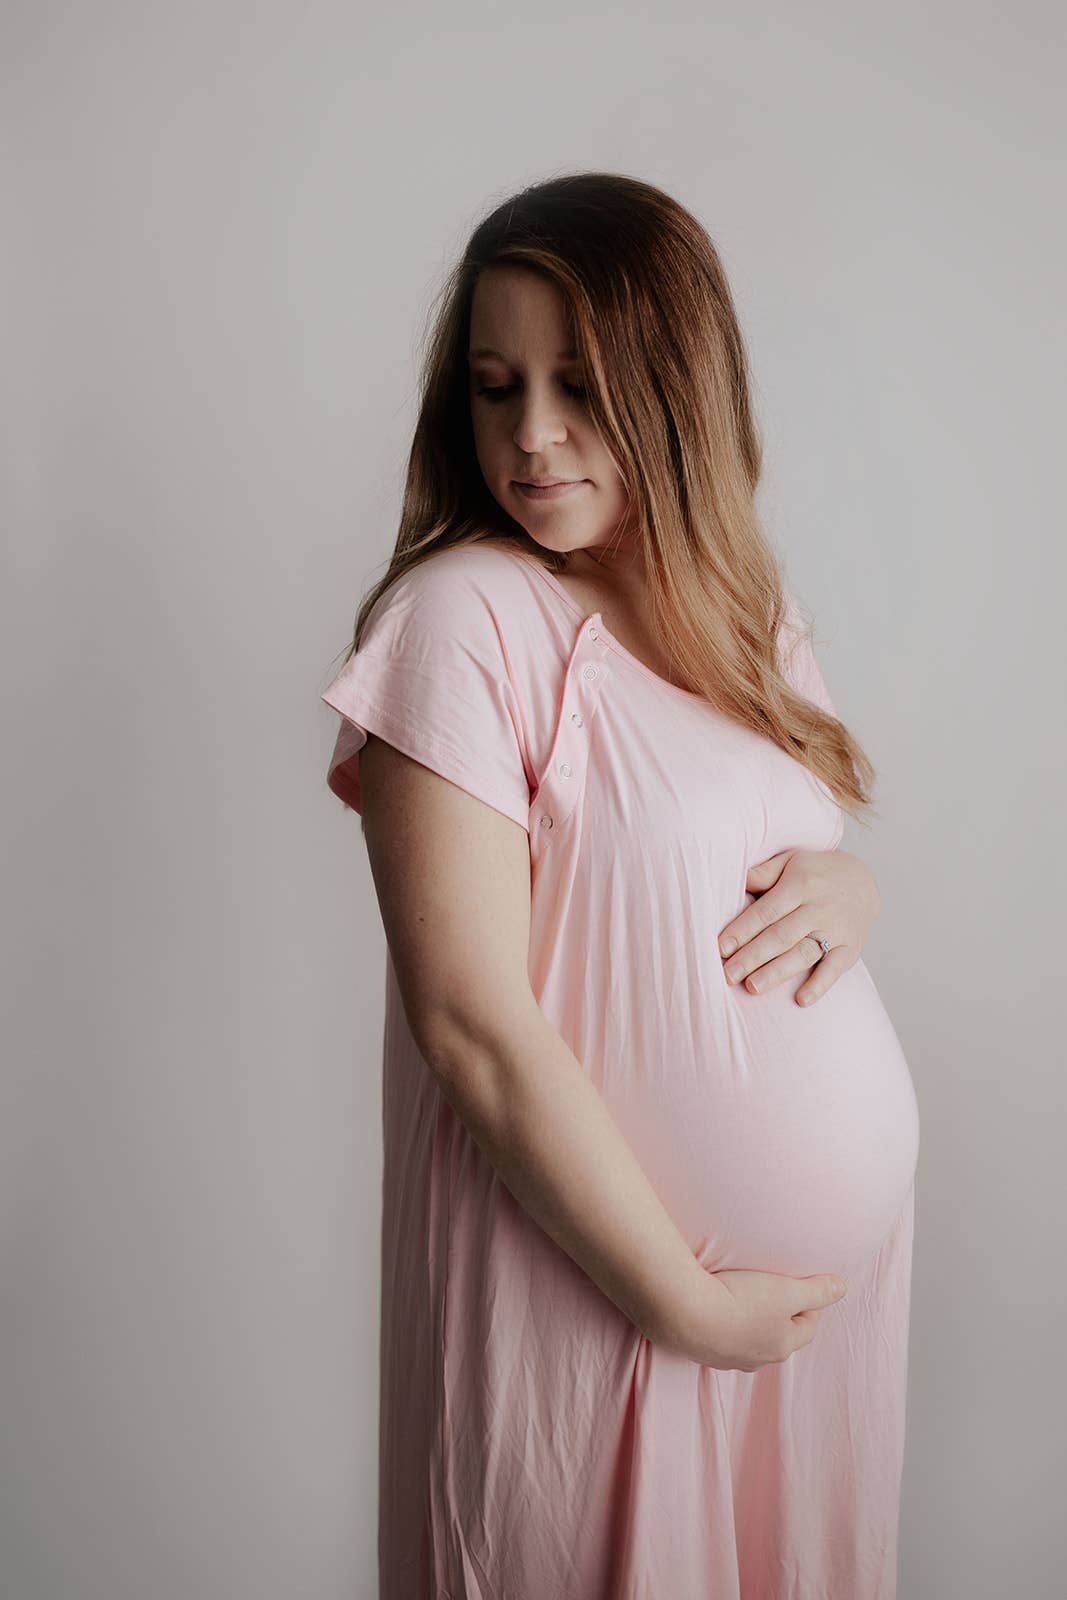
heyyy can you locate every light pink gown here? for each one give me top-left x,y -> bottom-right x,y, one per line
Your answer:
321,542 -> 921,1599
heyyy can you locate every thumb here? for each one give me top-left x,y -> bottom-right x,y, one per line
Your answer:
805,1274 -> 848,1309
744,850 -> 793,892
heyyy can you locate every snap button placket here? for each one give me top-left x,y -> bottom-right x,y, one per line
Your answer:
531,612 -> 610,847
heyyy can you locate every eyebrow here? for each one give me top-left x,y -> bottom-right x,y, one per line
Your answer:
467,345 -> 579,362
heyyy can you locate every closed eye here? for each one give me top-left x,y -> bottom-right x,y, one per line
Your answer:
475,382 -> 587,403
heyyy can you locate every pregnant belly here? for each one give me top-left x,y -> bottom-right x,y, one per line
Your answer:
608,959 -> 921,1279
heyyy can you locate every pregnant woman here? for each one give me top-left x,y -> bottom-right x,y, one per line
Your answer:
320,173 -> 921,1598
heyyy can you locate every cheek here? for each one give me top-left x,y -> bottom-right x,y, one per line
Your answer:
588,472 -> 628,527
581,435 -> 625,494
471,417 -> 508,477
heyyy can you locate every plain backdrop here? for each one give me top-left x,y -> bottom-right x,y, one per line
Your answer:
3,3 -> 1065,1597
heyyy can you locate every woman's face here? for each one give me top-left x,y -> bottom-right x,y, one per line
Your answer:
467,266 -> 638,568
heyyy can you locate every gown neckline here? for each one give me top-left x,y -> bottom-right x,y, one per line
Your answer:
504,548 -> 702,701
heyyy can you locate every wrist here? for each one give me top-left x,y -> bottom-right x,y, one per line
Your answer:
646,1258 -> 729,1355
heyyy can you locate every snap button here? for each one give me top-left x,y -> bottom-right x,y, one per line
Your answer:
588,627 -> 599,640
570,711 -> 583,726
581,663 -> 598,681
539,814 -> 554,830
559,762 -> 572,778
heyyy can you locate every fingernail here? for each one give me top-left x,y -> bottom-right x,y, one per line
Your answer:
720,937 -> 737,956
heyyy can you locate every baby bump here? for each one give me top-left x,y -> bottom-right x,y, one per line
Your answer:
604,960 -> 921,1279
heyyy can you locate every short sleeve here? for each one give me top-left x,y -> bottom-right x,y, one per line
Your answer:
319,555 -> 533,831
776,590 -> 839,719
777,589 -> 847,846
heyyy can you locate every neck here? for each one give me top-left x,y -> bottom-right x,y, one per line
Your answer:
567,543 -> 647,593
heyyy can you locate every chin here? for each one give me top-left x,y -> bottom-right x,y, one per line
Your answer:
522,529 -> 577,553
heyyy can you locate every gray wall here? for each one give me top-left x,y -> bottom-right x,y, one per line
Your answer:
4,3 -> 1064,1596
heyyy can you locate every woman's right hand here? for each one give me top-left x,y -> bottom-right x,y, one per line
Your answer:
665,1265 -> 849,1372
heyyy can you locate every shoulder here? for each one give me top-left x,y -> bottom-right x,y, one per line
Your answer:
364,540 -> 543,636
774,584 -> 837,712
384,539 -> 538,601
774,585 -> 815,659
776,584 -> 809,636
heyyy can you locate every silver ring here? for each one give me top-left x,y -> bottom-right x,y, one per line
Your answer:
813,935 -> 832,959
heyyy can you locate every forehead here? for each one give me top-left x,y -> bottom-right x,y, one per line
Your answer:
468,266 -> 577,359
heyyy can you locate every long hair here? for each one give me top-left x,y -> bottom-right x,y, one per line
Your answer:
335,171 -> 876,821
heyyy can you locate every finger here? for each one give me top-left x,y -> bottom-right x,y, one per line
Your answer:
735,941 -> 826,995
721,907 -> 817,983
718,890 -> 807,962
795,945 -> 855,1006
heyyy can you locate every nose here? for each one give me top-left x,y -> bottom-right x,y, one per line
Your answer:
511,386 -> 568,455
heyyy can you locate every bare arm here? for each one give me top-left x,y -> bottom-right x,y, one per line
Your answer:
357,732 -> 720,1353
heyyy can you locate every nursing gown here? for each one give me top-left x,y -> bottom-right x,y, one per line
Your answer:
320,540 -> 921,1599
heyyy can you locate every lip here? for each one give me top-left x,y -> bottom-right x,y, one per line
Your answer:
514,479 -> 588,501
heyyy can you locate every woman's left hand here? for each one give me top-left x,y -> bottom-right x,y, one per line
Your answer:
717,849 -> 881,1006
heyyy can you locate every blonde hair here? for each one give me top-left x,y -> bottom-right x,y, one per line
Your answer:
337,170 -> 876,822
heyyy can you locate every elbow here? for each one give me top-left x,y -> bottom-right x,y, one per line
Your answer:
413,990 -> 543,1089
